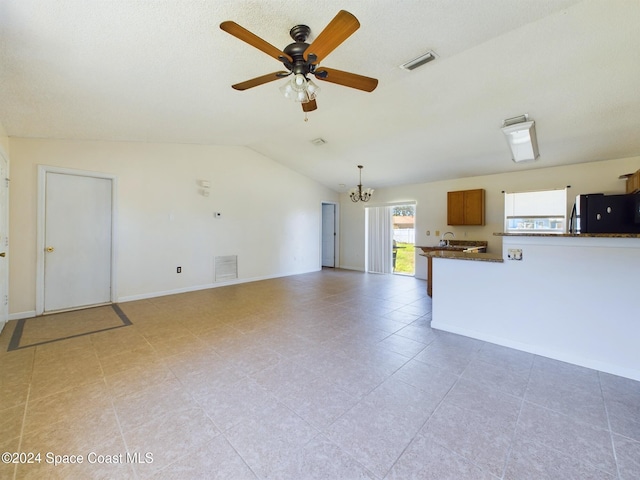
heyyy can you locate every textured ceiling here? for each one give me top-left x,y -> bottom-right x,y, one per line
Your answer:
1,0 -> 639,191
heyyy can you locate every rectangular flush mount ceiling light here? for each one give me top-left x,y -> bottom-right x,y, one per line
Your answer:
501,114 -> 539,162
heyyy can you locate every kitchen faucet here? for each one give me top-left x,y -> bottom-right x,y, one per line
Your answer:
440,231 -> 455,246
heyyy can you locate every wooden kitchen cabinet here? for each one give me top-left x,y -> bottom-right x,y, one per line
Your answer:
447,189 -> 485,225
626,170 -> 640,194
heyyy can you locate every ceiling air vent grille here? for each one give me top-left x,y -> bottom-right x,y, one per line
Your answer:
400,51 -> 438,71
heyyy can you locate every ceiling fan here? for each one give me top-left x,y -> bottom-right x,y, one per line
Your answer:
220,10 -> 378,113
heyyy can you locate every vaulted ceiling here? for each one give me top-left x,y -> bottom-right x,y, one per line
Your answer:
1,0 -> 639,191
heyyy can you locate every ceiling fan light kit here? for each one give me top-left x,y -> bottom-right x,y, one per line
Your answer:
279,74 -> 321,103
349,165 -> 374,203
220,10 -> 378,114
501,114 -> 539,163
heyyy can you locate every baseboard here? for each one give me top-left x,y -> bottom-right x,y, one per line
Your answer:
431,320 -> 640,382
118,283 -> 217,303
117,268 -> 321,304
9,311 -> 36,321
337,265 -> 365,272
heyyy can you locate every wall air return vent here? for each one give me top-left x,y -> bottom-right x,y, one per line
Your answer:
214,255 -> 238,282
400,51 -> 438,71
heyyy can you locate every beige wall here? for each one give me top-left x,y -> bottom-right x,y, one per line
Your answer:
9,138 -> 338,317
340,156 -> 640,278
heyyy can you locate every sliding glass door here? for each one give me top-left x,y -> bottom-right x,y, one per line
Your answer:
365,203 -> 415,276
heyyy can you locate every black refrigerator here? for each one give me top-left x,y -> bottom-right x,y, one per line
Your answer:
571,193 -> 640,234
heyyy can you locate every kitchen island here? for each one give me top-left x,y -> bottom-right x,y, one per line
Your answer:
429,233 -> 640,381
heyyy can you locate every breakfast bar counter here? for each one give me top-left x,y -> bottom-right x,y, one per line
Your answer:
419,250 -> 503,263
429,233 -> 640,381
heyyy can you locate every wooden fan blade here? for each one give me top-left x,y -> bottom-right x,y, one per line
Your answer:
220,21 -> 293,63
304,10 -> 359,64
314,68 -> 378,92
302,99 -> 318,112
232,72 -> 289,91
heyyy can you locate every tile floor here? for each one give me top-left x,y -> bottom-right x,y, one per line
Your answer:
1,269 -> 639,479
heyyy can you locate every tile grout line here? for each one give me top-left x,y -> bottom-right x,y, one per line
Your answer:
498,352 -> 536,479
599,371 -> 622,480
13,346 -> 36,480
13,385 -> 31,480
380,326 -> 474,478
91,331 -> 141,480
512,357 -> 618,478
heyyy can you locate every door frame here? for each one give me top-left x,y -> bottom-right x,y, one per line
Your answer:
0,146 -> 9,332
320,201 -> 339,269
36,165 -> 118,315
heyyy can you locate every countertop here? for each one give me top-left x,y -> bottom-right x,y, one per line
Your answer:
416,240 -> 488,249
419,251 -> 504,263
417,240 -> 501,262
494,232 -> 640,238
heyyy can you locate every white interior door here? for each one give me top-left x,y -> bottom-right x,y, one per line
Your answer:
0,150 -> 9,332
43,172 -> 113,312
322,203 -> 336,267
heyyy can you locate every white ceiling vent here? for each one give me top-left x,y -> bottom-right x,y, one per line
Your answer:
311,137 -> 327,146
400,51 -> 438,71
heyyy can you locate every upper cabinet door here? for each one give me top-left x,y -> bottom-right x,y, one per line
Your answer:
447,189 -> 485,226
447,191 -> 465,225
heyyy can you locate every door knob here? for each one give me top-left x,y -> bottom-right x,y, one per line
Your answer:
46,246 -> 55,253
0,252 -> 5,257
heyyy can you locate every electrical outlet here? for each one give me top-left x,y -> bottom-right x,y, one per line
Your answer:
426,230 -> 430,236
507,249 -> 523,260
177,266 -> 182,273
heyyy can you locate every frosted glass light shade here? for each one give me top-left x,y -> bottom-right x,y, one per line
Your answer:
279,75 -> 320,104
501,120 -> 539,162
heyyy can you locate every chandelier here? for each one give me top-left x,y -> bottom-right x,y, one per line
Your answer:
349,165 -> 374,203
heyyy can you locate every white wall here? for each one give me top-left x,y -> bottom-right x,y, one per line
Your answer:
431,236 -> 640,381
340,156 -> 640,278
0,122 -> 9,155
10,138 -> 338,317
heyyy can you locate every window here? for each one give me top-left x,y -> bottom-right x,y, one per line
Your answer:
504,188 -> 567,234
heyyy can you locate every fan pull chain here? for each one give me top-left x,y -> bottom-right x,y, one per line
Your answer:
304,112 -> 308,122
